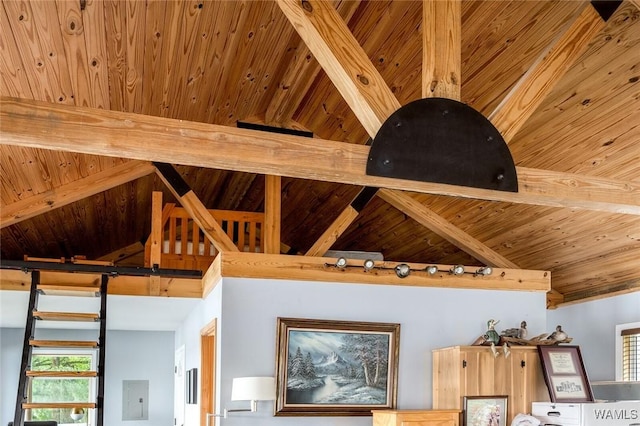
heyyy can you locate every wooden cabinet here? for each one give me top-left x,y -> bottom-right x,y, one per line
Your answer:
372,410 -> 461,426
432,346 -> 549,423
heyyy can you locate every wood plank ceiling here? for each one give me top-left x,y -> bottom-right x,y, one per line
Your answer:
1,0 -> 639,305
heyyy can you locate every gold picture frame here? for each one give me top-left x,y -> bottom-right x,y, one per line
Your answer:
274,317 -> 400,416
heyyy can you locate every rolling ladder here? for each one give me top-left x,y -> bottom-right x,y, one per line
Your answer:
12,271 -> 108,426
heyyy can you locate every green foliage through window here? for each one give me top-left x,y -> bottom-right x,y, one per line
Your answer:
29,354 -> 93,424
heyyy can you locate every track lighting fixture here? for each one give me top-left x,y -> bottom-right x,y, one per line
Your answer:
449,265 -> 465,275
395,263 -> 411,278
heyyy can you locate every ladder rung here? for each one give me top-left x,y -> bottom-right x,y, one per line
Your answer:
33,310 -> 100,322
29,340 -> 98,348
38,284 -> 101,296
23,402 -> 96,409
26,370 -> 98,378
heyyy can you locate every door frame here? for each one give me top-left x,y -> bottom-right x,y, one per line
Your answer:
200,319 -> 217,426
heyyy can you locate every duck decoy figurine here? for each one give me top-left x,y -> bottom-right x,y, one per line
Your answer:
501,321 -> 528,339
548,325 -> 568,342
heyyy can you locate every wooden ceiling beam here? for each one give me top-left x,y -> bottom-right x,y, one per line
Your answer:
1,97 -> 638,215
153,162 -> 239,253
489,3 -> 607,143
422,0 -> 461,99
0,160 -> 155,229
378,189 -> 518,269
218,252 -> 550,292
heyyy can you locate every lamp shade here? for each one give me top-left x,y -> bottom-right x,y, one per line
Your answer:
231,377 -> 275,401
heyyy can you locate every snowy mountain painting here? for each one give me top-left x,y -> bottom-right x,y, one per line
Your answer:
285,329 -> 392,406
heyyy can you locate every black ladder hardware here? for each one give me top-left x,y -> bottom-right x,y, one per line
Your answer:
12,272 -> 109,426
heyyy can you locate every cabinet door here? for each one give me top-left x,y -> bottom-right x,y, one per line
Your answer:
461,348 -> 510,397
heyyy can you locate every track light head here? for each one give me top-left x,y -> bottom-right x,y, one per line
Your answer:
449,264 -> 465,275
335,257 -> 348,268
395,263 -> 411,278
363,259 -> 375,271
425,265 -> 438,275
476,266 -> 493,276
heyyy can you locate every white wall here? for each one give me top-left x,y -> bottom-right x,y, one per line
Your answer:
0,328 -> 175,426
174,282 -> 223,426
547,292 -> 640,381
180,277 -> 546,426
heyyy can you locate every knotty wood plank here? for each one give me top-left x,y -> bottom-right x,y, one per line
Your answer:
124,0 -> 145,113
219,252 -> 550,292
266,0 -> 361,126
422,0 -> 461,99
140,0 -> 165,115
55,0 -> 92,107
1,161 -> 155,228
3,1 -> 73,103
264,175 -> 281,254
378,188 -> 518,269
0,5 -> 33,99
80,0 -> 109,109
276,0 -> 401,138
104,0 -> 125,111
2,97 -> 638,215
489,3 -> 606,143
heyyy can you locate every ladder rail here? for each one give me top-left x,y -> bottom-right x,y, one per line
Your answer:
96,274 -> 108,426
13,270 -> 40,426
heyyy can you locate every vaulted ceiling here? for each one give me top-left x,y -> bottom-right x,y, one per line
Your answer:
1,0 -> 639,306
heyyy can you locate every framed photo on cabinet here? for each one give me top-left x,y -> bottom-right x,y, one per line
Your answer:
274,317 -> 400,416
463,395 -> 508,426
537,345 -> 594,403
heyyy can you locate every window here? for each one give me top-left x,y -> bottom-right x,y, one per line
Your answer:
27,350 -> 95,425
616,322 -> 640,381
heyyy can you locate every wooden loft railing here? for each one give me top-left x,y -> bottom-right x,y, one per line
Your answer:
144,202 -> 264,271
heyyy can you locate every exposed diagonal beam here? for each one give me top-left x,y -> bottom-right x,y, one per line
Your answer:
1,160 -> 155,228
422,0 -> 461,99
489,3 -> 607,143
153,162 -> 239,253
378,189 -> 518,268
265,0 -> 361,126
1,97 -> 638,215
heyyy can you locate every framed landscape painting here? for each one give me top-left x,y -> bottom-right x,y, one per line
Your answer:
274,317 -> 400,416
